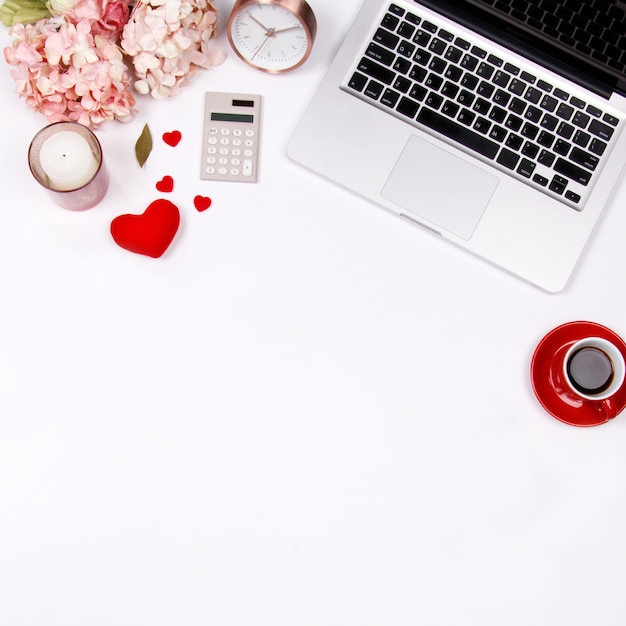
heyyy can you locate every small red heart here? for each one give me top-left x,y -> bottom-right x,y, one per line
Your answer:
111,199 -> 180,258
156,175 -> 174,193
162,130 -> 182,147
194,195 -> 212,212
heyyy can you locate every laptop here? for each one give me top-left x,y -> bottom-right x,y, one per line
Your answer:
287,0 -> 626,292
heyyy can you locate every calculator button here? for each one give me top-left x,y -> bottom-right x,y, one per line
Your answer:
233,129 -> 243,136
219,147 -> 229,155
220,128 -> 230,135
231,168 -> 240,176
208,137 -> 218,145
232,139 -> 242,147
219,157 -> 228,165
245,129 -> 255,137
244,149 -> 253,157
220,138 -> 230,146
244,139 -> 254,147
231,158 -> 241,166
206,166 -> 216,174
208,127 -> 218,135
206,156 -> 217,164
218,167 -> 228,175
243,159 -> 253,176
207,146 -> 217,154
232,148 -> 241,156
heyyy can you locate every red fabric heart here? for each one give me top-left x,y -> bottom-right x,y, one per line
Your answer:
162,130 -> 182,147
194,195 -> 212,212
110,199 -> 180,258
156,175 -> 174,192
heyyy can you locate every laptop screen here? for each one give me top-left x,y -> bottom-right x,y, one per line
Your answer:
418,0 -> 626,99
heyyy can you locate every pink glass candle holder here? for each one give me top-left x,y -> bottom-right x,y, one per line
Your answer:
28,122 -> 109,211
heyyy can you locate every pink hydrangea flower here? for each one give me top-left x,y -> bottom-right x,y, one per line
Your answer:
121,0 -> 225,98
4,16 -> 136,127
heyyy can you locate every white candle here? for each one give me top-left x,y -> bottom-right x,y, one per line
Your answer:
38,130 -> 99,191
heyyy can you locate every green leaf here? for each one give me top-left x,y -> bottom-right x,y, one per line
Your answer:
135,123 -> 153,168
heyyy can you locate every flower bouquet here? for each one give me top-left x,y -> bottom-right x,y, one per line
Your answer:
1,0 -> 225,127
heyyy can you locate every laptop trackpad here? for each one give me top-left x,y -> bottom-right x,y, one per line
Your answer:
381,135 -> 499,240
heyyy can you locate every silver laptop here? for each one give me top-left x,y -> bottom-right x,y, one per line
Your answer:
288,0 -> 626,292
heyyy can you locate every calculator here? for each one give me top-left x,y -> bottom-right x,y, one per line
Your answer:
200,92 -> 262,183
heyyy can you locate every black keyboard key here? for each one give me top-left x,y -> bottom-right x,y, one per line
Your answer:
374,28 -> 400,49
389,4 -> 404,16
349,72 -> 368,92
556,103 -> 574,120
477,81 -> 495,98
366,43 -> 396,65
537,131 -> 555,148
540,114 -> 559,131
589,119 -> 614,141
570,147 -> 600,170
586,104 -> 602,117
405,12 -> 420,25
441,81 -> 459,98
505,114 -> 523,132
521,141 -> 540,159
409,65 -> 427,82
554,138 -> 571,156
425,73 -> 443,90
565,190 -> 581,204
524,106 -> 542,123
439,29 -> 454,42
381,89 -> 400,107
413,30 -> 432,46
461,54 -> 479,71
521,122 -> 539,139
554,158 -> 592,185
422,20 -> 437,33
509,97 -> 526,115
397,40 -> 416,58
553,88 -> 569,100
572,130 -> 591,148
471,45 -> 487,58
413,49 -> 431,66
442,100 -> 460,117
489,125 -> 508,142
589,137 -> 607,156
549,175 -> 568,195
393,57 -> 411,74
540,94 -> 558,112
393,76 -> 411,93
533,173 -> 549,186
488,53 -> 503,67
381,14 -> 400,31
429,57 -> 447,74
477,62 -> 495,79
497,148 -> 520,169
525,86 -> 542,104
538,149 -> 556,167
570,96 -> 585,109
445,45 -> 463,63
493,70 -> 511,87
358,58 -> 395,85
509,78 -> 526,96
537,79 -> 552,91
426,92 -> 444,109
473,117 -> 492,134
557,122 -> 575,139
504,62 -> 520,75
455,37 -> 471,50
364,80 -> 385,99
398,21 -> 416,39
417,107 -> 500,158
429,38 -> 447,55
409,84 -> 427,101
458,108 -> 476,126
397,96 -> 420,118
517,158 -> 536,178
506,133 -> 523,150
460,73 -> 479,89
494,89 -> 511,106
572,111 -> 591,128
445,65 -> 464,82
603,113 -> 619,126
473,98 -> 491,115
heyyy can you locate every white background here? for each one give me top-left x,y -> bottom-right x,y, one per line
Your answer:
2,1 -> 626,624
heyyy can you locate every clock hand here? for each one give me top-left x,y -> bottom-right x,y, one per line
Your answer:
251,33 -> 272,60
272,25 -> 302,34
248,13 -> 272,34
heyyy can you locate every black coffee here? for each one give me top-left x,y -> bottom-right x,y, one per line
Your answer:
566,347 -> 614,395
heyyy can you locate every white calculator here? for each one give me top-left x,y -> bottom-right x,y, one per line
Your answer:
201,92 -> 262,183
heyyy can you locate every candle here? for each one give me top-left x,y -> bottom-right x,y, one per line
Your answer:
29,122 -> 109,211
38,130 -> 99,191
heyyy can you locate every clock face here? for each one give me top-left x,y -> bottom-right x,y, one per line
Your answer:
229,3 -> 311,72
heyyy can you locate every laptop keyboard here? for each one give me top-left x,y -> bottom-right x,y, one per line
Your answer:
342,2 -> 623,209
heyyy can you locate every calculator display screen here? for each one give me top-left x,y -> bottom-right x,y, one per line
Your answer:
211,113 -> 254,123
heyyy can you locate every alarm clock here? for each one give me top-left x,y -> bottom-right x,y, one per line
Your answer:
226,0 -> 317,73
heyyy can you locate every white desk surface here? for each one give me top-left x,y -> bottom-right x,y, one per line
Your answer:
2,2 -> 626,624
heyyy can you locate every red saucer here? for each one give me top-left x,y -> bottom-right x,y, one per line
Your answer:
531,321 -> 626,427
